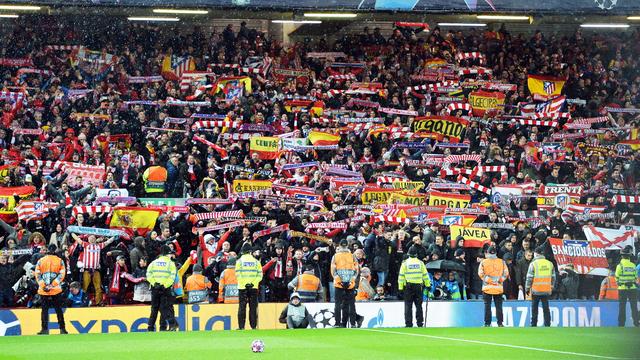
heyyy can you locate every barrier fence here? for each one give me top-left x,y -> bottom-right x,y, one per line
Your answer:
0,300 -> 632,336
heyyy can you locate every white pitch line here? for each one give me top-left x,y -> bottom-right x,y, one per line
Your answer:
361,328 -> 629,360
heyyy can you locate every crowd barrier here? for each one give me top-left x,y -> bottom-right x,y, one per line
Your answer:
0,300 -> 633,336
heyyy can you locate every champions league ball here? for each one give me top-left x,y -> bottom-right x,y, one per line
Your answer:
312,309 -> 335,328
251,340 -> 265,353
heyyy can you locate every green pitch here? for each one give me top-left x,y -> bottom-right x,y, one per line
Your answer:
1,327 -> 638,360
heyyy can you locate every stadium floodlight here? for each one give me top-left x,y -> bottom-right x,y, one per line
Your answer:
0,14 -> 18,18
476,15 -> 531,21
303,13 -> 357,18
438,23 -> 487,27
153,9 -> 208,14
0,5 -> 40,10
580,23 -> 629,28
128,17 -> 180,22
627,16 -> 640,20
272,20 -> 322,24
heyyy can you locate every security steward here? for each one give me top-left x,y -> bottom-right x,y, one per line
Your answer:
236,242 -> 262,330
478,246 -> 508,327
184,264 -> 212,304
599,269 -> 619,300
615,246 -> 639,326
398,246 -> 431,327
35,244 -> 67,335
218,257 -> 239,304
526,246 -> 556,327
288,265 -> 322,302
331,239 -> 359,328
146,245 -> 179,331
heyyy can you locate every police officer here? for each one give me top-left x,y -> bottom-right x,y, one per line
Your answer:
478,246 -> 508,327
526,246 -> 556,327
615,246 -> 639,326
147,245 -> 179,331
331,239 -> 359,328
35,244 -> 67,335
236,242 -> 262,330
398,246 -> 431,327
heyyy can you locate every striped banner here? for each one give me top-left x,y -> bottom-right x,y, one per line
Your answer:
457,175 -> 492,194
72,206 -> 113,216
195,220 -> 246,234
193,210 -> 244,222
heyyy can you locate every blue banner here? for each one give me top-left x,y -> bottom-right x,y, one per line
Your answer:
67,226 -> 125,238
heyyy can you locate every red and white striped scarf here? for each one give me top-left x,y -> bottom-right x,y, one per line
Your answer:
457,175 -> 491,194
193,210 -> 244,222
109,263 -> 128,294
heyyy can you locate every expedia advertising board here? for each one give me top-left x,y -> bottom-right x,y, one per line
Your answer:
0,304 -> 284,336
0,301 -> 629,336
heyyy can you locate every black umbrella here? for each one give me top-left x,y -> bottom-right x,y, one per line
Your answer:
425,260 -> 466,273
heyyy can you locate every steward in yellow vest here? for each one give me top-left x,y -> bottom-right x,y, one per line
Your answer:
526,246 -> 556,327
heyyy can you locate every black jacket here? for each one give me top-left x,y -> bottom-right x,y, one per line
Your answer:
0,255 -> 29,290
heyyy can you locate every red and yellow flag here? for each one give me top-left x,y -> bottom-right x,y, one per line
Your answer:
0,186 -> 36,223
109,207 -> 162,236
527,74 -> 565,100
411,116 -> 468,142
424,58 -> 448,68
428,191 -> 471,208
308,131 -> 340,146
469,90 -> 505,116
250,136 -> 280,160
361,187 -> 401,204
388,191 -> 426,206
450,225 -> 491,248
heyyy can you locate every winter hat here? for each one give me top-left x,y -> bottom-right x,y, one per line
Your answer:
241,242 -> 252,254
408,246 -> 418,257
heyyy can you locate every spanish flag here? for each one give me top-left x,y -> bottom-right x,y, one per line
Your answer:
307,131 -> 340,146
311,100 -> 325,116
109,207 -> 162,236
450,225 -> 491,248
527,74 -> 566,100
0,186 -> 36,223
424,58 -> 448,68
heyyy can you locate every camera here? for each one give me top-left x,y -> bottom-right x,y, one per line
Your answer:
433,286 -> 451,300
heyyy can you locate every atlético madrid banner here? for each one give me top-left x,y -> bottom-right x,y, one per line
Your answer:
549,237 -> 609,276
0,301 -> 632,335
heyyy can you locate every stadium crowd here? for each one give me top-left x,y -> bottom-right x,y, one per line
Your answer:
0,17 -> 639,309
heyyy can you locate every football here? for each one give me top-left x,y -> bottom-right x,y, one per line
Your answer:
312,309 -> 335,328
251,339 -> 265,353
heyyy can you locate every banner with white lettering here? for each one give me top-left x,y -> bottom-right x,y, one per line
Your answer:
549,237 -> 609,276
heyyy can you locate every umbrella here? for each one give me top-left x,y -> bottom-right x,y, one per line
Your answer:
425,260 -> 466,273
